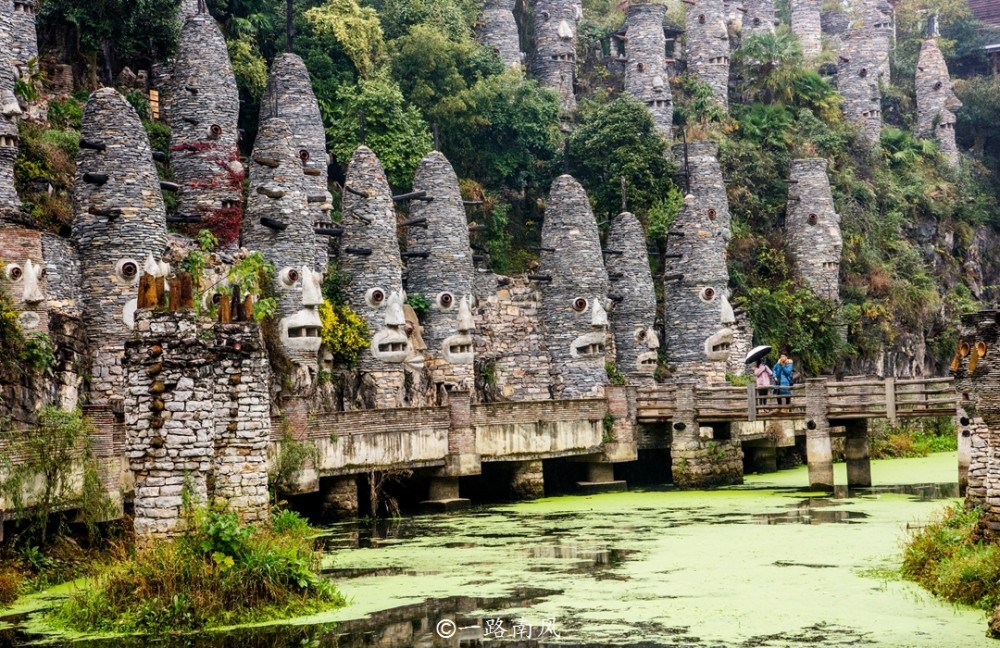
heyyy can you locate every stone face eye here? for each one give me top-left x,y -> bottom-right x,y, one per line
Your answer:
366,288 -> 386,308
859,68 -> 868,78
279,267 -> 301,287
635,329 -> 647,342
700,287 -> 716,302
708,208 -> 717,220
6,264 -> 22,281
436,292 -> 455,310
808,213 -> 818,225
299,149 -> 310,163
209,124 -> 223,139
699,14 -> 706,24
117,259 -> 139,282
572,297 -> 589,313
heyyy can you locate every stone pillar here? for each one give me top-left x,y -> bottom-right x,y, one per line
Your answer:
339,146 -> 408,408
804,377 -> 834,490
786,158 -> 842,302
442,390 -> 481,478
857,0 -> 893,82
511,460 -> 545,499
745,438 -> 778,474
0,1 -> 19,214
260,53 -> 332,271
532,0 -> 579,114
73,88 -> 167,405
685,0 -> 730,110
407,151 -> 476,394
672,380 -> 743,489
838,29 -> 883,146
916,38 -> 962,168
607,213 -> 658,382
10,0 -> 37,76
960,407 -> 987,505
791,0 -> 822,59
664,142 -> 734,383
539,175 -> 609,398
322,476 -> 359,518
743,0 -> 776,36
166,12 -> 242,230
844,419 -> 871,488
479,0 -> 523,68
957,409 -> 971,497
624,4 -> 673,140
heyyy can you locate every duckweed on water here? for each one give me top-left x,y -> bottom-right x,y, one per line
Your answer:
52,509 -> 344,634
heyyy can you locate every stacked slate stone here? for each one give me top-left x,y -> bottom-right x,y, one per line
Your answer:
624,4 -> 673,141
0,0 -> 20,214
606,212 -> 658,382
339,147 -> 408,408
73,88 -> 167,404
533,0 -> 580,114
858,0 -> 893,82
166,11 -> 241,218
664,142 -> 734,381
722,1 -> 743,33
260,53 -> 331,271
916,38 -> 962,168
837,29 -> 882,146
479,0 -> 523,68
743,0 -> 777,36
180,0 -> 202,21
790,0 -> 822,59
685,0 -> 730,110
539,175 -> 609,398
407,150 -> 476,390
124,310 -> 271,538
820,8 -> 850,52
786,158 -> 842,302
10,0 -> 36,76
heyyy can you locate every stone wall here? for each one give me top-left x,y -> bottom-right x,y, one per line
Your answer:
260,53 -> 331,271
791,0 -> 822,59
40,233 -> 80,315
473,275 -> 553,401
743,0 -> 776,36
338,146 -> 408,408
624,4 -> 673,140
786,158 -> 841,302
0,1 -> 18,215
961,405 -> 986,507
166,12 -> 242,219
837,28 -> 883,146
72,88 -> 167,404
685,0 -> 730,110
479,0 -> 523,68
10,0 -> 36,76
664,142 -> 733,382
856,0 -> 893,82
406,150 -> 476,393
532,0 -> 580,113
606,212 -> 658,382
125,310 -> 271,538
539,175 -> 609,398
916,38 -> 961,168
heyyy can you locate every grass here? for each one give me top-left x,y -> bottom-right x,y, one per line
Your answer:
52,509 -> 345,634
868,418 -> 958,459
901,504 -> 1000,616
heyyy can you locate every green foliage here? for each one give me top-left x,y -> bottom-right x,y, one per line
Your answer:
324,76 -> 432,187
364,0 -> 483,41
227,33 -> 270,100
868,418 -> 958,459
0,280 -> 25,376
737,103 -> 794,150
21,333 -> 57,375
673,74 -> 729,137
605,362 -> 626,386
47,97 -> 84,130
55,507 -> 344,633
319,300 -> 370,366
270,424 -> 319,497
14,121 -> 79,226
645,190 -> 684,243
602,412 -> 615,443
305,0 -> 387,78
405,292 -> 430,316
567,95 -> 676,218
725,372 -> 753,387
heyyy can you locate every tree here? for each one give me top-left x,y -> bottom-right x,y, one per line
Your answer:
566,95 -> 676,218
305,0 -> 387,78
363,0 -> 483,41
955,75 -> 1000,159
733,30 -> 803,105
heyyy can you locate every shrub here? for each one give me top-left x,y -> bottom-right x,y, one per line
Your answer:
319,300 -> 370,367
0,566 -> 24,606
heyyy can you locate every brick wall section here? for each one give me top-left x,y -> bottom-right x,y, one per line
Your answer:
448,390 -> 475,455
0,225 -> 47,332
479,0 -> 523,68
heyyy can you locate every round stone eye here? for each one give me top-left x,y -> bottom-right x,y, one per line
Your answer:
117,259 -> 139,281
635,329 -> 647,342
700,287 -> 716,302
859,68 -> 868,78
279,267 -> 301,286
959,341 -> 971,357
436,292 -> 455,310
707,208 -> 717,220
209,124 -> 223,139
698,14 -> 706,24
366,288 -> 386,308
807,213 -> 818,225
934,81 -> 942,90
6,264 -> 22,281
572,297 -> 589,313
299,149 -> 310,163
753,17 -> 761,26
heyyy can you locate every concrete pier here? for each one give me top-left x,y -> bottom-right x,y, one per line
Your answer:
844,419 -> 871,488
805,378 -> 834,490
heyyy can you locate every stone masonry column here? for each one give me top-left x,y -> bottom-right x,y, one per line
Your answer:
804,377 -> 834,490
511,461 -> 545,499
424,390 -> 479,510
478,0 -> 523,68
670,381 -> 699,486
791,0 -> 822,59
844,419 -> 871,488
322,476 -> 359,518
575,385 -> 631,494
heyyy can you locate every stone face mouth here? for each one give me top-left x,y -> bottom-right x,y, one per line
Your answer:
280,310 -> 323,353
571,332 -> 606,360
371,328 -> 409,363
636,351 -> 658,374
704,328 -> 735,361
442,334 -> 475,365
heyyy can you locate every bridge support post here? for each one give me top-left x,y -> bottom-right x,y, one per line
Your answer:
671,381 -> 743,487
744,438 -> 778,474
511,461 -> 545,499
423,390 -> 478,510
804,377 -> 834,490
575,385 -> 635,493
321,476 -> 359,518
844,419 -> 871,489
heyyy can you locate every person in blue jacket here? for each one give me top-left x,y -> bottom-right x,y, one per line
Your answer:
772,352 -> 794,408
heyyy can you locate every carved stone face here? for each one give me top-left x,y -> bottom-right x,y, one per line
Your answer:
951,311 -> 1000,427
634,326 -> 660,374
369,290 -> 410,363
569,297 -> 609,360
441,296 -> 476,365
278,265 -> 323,354
699,286 -> 734,361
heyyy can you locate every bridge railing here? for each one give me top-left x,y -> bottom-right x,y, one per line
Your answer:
636,385 -> 677,422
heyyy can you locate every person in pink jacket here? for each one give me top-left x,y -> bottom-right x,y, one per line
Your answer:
754,360 -> 773,409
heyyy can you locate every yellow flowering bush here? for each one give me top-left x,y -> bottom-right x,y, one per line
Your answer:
319,300 -> 370,367
0,262 -> 25,374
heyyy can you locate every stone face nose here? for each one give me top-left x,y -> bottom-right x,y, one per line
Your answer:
301,266 -> 324,307
591,298 -> 608,327
384,291 -> 406,328
456,296 -> 475,333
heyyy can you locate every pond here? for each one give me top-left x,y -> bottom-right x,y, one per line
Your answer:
3,452 -> 993,647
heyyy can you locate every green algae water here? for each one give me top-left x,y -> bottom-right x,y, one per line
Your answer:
2,452 -> 993,647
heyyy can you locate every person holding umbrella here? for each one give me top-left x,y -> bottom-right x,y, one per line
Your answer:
745,345 -> 773,411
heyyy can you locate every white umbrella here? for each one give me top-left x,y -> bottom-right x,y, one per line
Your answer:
744,345 -> 772,364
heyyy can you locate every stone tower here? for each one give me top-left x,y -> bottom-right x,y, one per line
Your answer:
339,147 -> 410,408
664,142 -> 734,381
0,1 -> 20,214
838,28 -> 882,146
625,3 -> 673,141
607,212 -> 658,381
260,53 -> 332,271
786,159 -> 841,302
479,0 -> 523,68
180,0 -> 202,22
73,88 -> 168,403
743,0 -> 777,36
916,38 -> 962,168
791,0 -> 822,59
532,0 -> 580,114
406,150 -> 476,393
539,175 -> 609,398
685,0 -> 730,110
166,11 -> 242,221
857,0 -> 893,82
10,0 -> 37,76
243,118 -> 322,388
